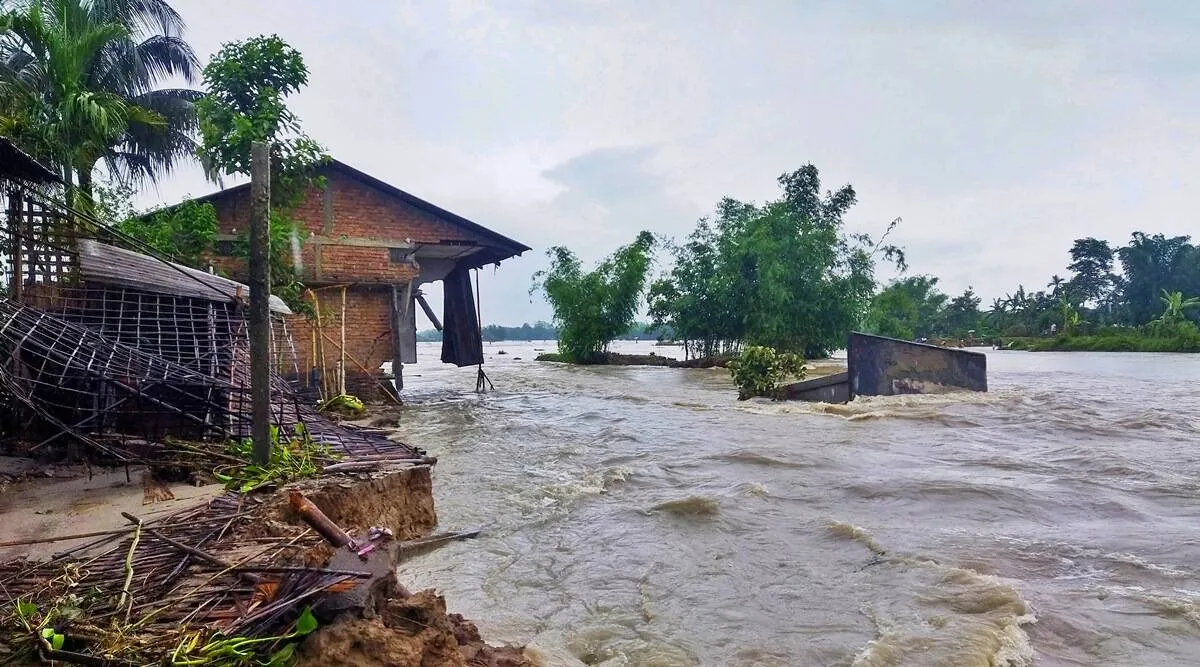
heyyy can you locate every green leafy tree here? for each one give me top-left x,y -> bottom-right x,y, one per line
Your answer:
533,231 -> 656,363
986,297 -> 1008,333
648,221 -> 741,358
649,165 -> 902,358
0,0 -> 202,204
864,275 -> 947,340
940,287 -> 982,337
728,345 -> 805,400
116,197 -> 216,265
196,35 -> 328,312
1157,290 -> 1200,325
1117,232 -> 1194,325
1047,274 -> 1066,298
1058,294 -> 1084,335
1065,237 -> 1116,308
196,35 -> 326,184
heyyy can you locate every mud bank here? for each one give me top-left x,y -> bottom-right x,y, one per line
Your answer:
0,463 -> 534,666
263,468 -> 536,666
299,589 -> 529,667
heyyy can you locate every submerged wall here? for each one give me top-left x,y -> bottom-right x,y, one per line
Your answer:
782,371 -> 850,403
847,332 -> 987,397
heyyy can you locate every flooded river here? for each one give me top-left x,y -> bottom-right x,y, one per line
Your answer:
389,342 -> 1200,666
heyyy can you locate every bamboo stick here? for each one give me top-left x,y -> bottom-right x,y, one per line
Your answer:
315,329 -> 401,405
321,459 -> 424,473
311,290 -> 328,400
340,285 -> 347,396
119,521 -> 142,622
0,527 -> 138,549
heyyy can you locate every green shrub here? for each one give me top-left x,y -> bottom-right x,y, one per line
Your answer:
728,346 -> 806,400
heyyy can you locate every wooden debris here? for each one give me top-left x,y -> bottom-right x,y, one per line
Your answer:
289,490 -> 352,548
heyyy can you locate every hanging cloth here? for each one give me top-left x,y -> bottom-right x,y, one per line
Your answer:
441,263 -> 484,367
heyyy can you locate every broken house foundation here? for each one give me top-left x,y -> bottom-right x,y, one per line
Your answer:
0,139 -> 533,665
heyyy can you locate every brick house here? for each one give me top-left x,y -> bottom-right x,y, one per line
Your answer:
187,159 -> 529,397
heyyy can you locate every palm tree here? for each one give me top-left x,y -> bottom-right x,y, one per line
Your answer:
0,0 -> 200,205
1047,274 -> 1065,297
987,297 -> 1008,331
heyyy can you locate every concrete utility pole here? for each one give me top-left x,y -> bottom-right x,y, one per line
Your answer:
249,141 -> 272,465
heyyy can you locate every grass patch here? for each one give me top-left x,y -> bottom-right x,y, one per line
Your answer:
1001,329 -> 1200,353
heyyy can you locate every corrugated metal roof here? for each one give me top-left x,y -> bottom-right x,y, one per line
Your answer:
77,240 -> 292,314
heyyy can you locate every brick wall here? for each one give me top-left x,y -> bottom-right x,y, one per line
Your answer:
286,285 -> 396,394
201,165 -> 485,396
210,167 -> 484,284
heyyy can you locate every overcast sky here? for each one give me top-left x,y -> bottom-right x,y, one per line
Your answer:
142,0 -> 1200,326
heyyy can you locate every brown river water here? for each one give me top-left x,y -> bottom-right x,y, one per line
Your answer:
388,342 -> 1200,666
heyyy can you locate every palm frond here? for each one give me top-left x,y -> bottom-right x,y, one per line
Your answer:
87,0 -> 187,38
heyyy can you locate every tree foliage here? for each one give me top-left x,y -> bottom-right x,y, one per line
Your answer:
868,231 -> 1200,344
1066,237 -> 1116,307
196,35 -> 328,313
196,34 -> 325,186
116,197 -> 216,266
0,0 -> 202,204
649,165 -> 902,358
941,287 -> 982,336
863,275 -> 947,340
533,231 -> 656,363
1116,233 -> 1196,326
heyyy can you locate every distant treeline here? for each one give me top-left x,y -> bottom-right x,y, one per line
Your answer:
417,321 -> 674,343
864,232 -> 1200,342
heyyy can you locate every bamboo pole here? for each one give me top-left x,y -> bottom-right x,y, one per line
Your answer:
316,329 -> 401,405
311,290 -> 328,400
339,285 -> 347,396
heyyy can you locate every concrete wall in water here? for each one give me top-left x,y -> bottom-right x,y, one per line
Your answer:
782,371 -> 850,403
847,332 -> 987,397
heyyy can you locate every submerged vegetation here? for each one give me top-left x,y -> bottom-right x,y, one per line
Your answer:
532,231 -> 657,363
534,164 -> 903,364
728,346 -> 806,400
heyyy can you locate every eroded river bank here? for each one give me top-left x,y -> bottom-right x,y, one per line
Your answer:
389,342 -> 1200,666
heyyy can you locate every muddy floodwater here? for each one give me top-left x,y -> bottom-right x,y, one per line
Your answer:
389,342 -> 1200,666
